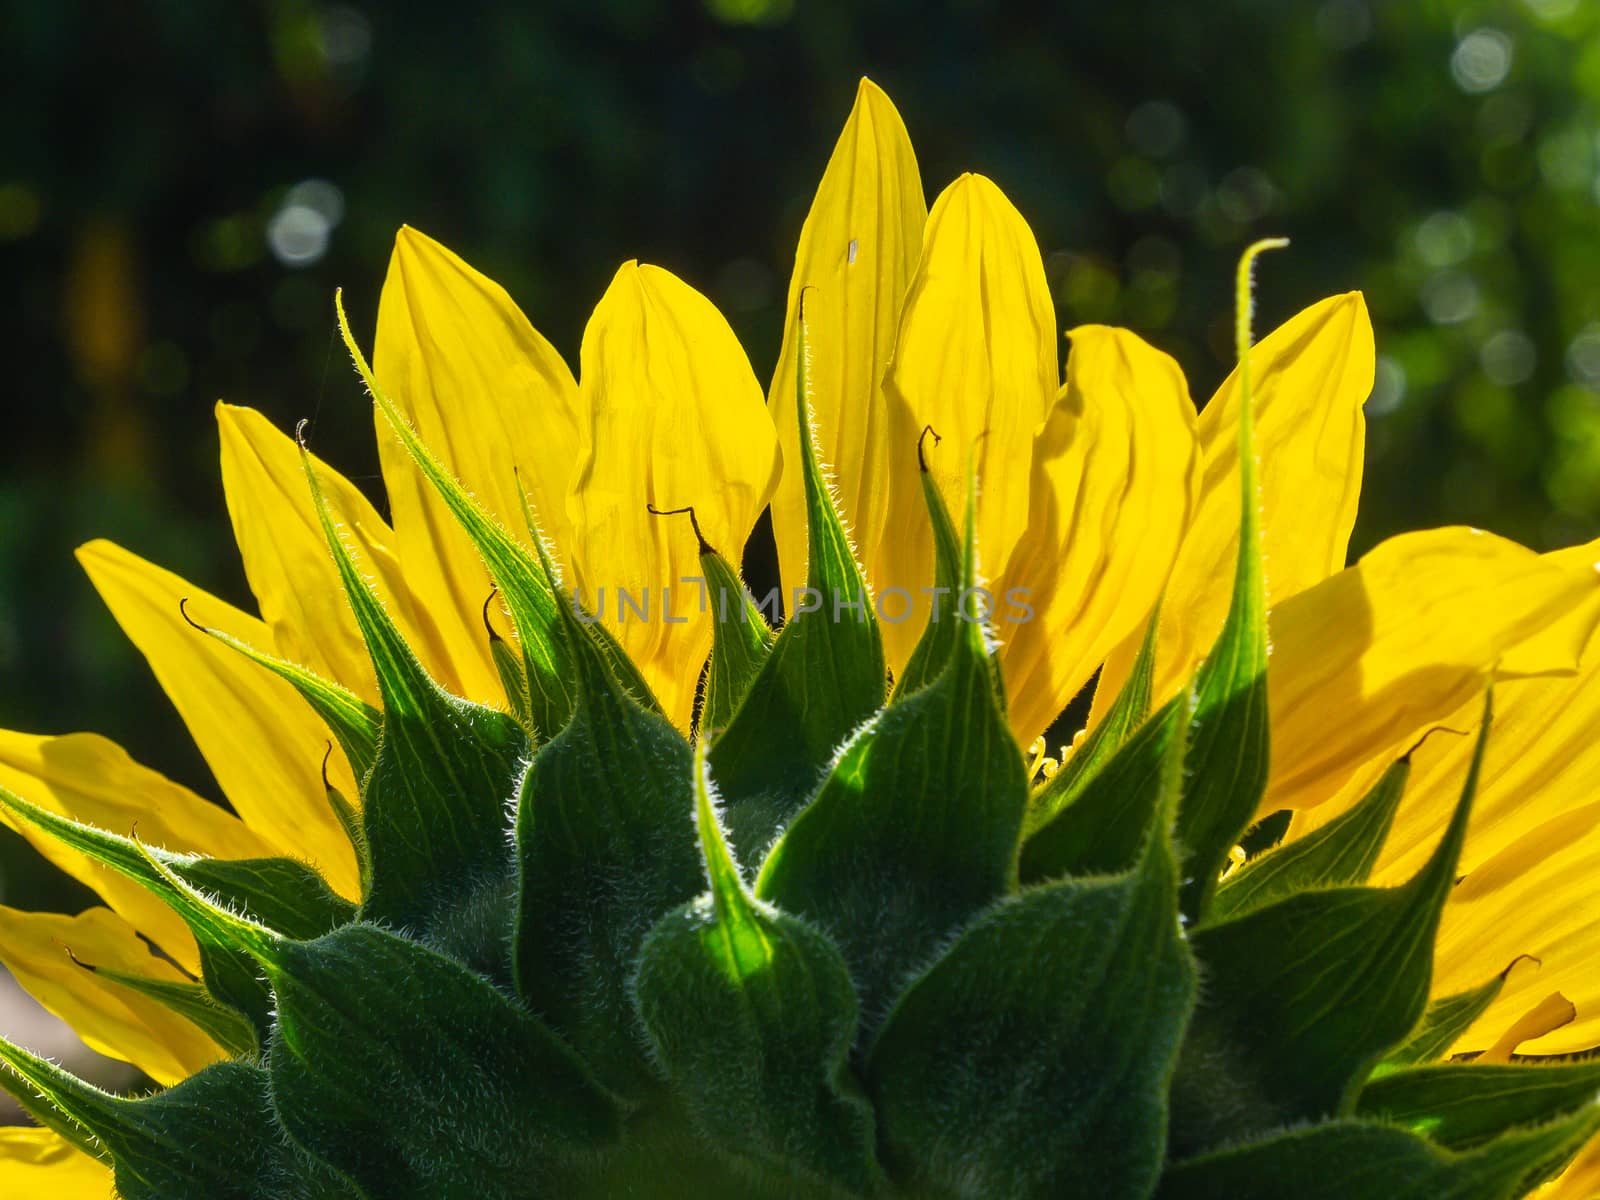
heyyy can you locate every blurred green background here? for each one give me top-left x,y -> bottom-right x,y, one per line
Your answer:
3,0 -> 1600,910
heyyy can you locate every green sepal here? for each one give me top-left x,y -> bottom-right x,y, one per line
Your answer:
1025,601 -> 1161,836
340,295 -> 585,737
180,600 -> 380,783
708,300 -> 886,859
1375,964 -> 1523,1075
267,922 -> 620,1199
0,1032 -> 102,1156
1019,692 -> 1187,881
300,429 -> 533,937
755,469 -> 1027,1027
1357,1060 -> 1600,1150
321,755 -> 372,902
0,1046 -> 361,1199
513,572 -> 704,1098
698,538 -> 775,732
1168,690 -> 1492,1153
484,591 -> 535,729
0,785 -> 348,1041
631,741 -> 881,1196
866,699 -> 1196,1200
1175,245 -> 1285,921
1209,753 -> 1411,923
1156,1110 -> 1600,1200
67,954 -> 258,1060
891,430 -> 963,701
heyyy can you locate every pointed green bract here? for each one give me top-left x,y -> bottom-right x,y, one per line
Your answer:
1020,693 -> 1188,881
891,431 -> 963,700
631,742 -> 881,1195
300,427 -> 533,937
1210,753 -> 1412,922
1157,1111 -> 1600,1200
71,957 -> 259,1060
0,784 -> 346,1040
1026,603 -> 1161,835
1376,967 -> 1520,1075
699,542 -> 775,731
1175,239 -> 1287,921
866,703 -> 1195,1200
513,577 -> 704,1098
484,592 -> 536,728
1358,1061 -> 1600,1150
339,292 -> 587,740
756,468 -> 1027,1027
181,603 -> 381,782
1168,690 -> 1493,1154
708,300 -> 886,859
0,1046 -> 358,1199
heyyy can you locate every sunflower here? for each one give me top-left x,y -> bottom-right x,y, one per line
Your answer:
0,78 -> 1597,1198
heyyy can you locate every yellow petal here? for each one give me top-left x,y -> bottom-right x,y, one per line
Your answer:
218,402 -> 429,705
0,730 -> 277,971
75,541 -> 360,897
1317,547 -> 1600,885
0,1126 -> 110,1194
768,78 -> 926,607
1092,293 -> 1373,721
1264,527 -> 1598,815
373,225 -> 584,704
1428,805 -> 1600,1054
0,906 -> 222,1086
1537,1125 -> 1600,1199
566,262 -> 781,727
996,326 -> 1200,744
1278,543 -> 1600,1055
876,173 -> 1059,672
1476,991 -> 1576,1063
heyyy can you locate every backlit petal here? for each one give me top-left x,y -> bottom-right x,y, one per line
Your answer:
1275,543 -> 1600,1055
0,906 -> 222,1086
566,262 -> 781,728
996,326 -> 1199,744
218,402 -> 427,705
1263,528 -> 1599,815
0,1126 -> 110,1194
1537,1126 -> 1600,1199
75,541 -> 360,897
1093,293 -> 1373,721
0,730 -> 276,971
373,226 -> 584,703
769,77 -> 926,608
1430,809 -> 1600,1055
877,173 -> 1058,671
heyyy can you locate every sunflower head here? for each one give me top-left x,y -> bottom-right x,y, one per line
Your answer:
1,79 -> 1599,1200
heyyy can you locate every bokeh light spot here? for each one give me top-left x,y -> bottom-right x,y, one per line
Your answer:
1452,29 -> 1514,94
